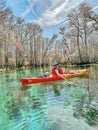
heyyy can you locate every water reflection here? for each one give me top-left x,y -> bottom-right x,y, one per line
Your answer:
90,65 -> 98,80
6,84 -> 42,122
1,65 -> 98,130
4,78 -> 98,129
73,83 -> 98,126
46,105 -> 93,130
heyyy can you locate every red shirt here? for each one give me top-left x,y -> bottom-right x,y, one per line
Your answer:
52,67 -> 64,76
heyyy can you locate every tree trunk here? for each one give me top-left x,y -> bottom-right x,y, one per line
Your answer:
77,20 -> 82,62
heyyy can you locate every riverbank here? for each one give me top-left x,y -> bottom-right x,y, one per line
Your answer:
0,63 -> 98,72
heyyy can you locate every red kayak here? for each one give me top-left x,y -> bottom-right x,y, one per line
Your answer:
20,69 -> 89,85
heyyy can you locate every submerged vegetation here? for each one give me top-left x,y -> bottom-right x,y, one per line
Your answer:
0,64 -> 98,129
0,1 -> 98,69
4,78 -> 98,128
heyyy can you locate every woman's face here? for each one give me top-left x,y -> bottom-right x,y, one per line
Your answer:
53,64 -> 59,68
56,65 -> 59,68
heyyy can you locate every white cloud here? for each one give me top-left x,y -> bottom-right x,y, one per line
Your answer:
92,6 -> 98,11
21,0 -> 84,26
37,0 -> 84,26
21,0 -> 38,18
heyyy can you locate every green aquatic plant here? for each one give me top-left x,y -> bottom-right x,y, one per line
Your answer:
84,104 -> 98,126
5,93 -> 42,121
73,92 -> 98,126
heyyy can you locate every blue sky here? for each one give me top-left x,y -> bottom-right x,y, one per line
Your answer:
6,0 -> 98,39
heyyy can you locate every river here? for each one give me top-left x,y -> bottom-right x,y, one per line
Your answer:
0,65 -> 98,130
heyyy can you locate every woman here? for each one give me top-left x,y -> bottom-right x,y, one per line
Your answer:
51,61 -> 66,79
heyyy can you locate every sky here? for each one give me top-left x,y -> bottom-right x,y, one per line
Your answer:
6,0 -> 98,39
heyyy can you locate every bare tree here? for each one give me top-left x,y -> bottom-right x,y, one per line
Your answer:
26,23 -> 43,66
41,34 -> 58,65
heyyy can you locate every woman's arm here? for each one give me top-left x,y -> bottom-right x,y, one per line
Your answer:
55,69 -> 66,80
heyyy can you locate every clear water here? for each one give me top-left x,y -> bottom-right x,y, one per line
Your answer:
0,66 -> 98,130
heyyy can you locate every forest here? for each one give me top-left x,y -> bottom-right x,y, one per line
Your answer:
0,1 -> 98,69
